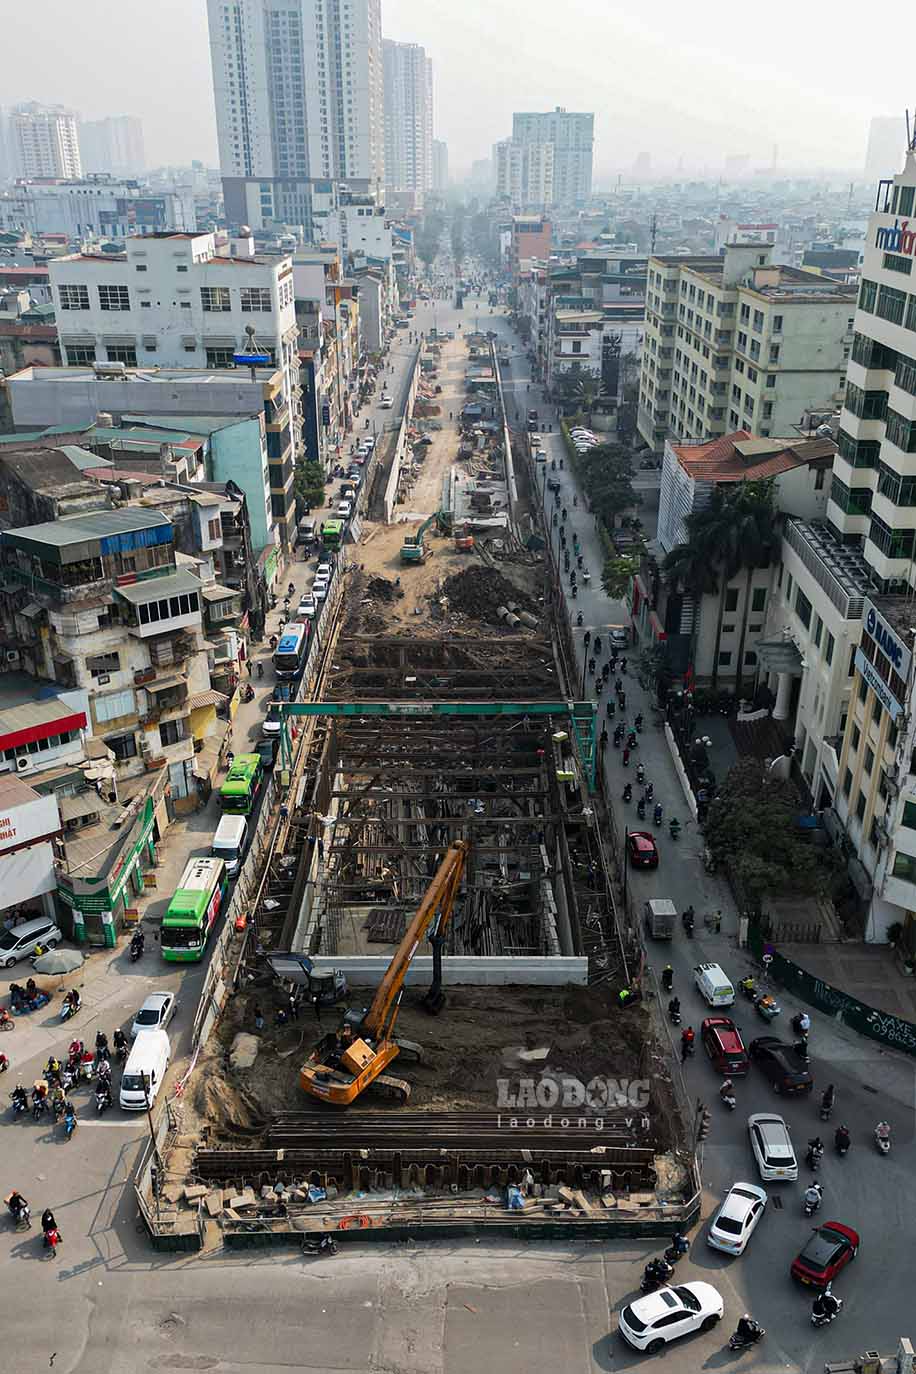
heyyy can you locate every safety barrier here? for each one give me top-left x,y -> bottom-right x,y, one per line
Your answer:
307,954 -> 589,986
748,922 -> 916,1057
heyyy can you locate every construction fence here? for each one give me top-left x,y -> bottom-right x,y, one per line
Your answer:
748,922 -> 916,1057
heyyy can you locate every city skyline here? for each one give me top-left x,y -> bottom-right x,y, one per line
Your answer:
0,0 -> 910,182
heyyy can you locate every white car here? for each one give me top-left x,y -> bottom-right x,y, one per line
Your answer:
748,1112 -> 798,1181
336,501 -> 353,519
618,1282 -> 723,1354
707,1182 -> 768,1255
315,561 -> 334,580
570,429 -> 596,440
575,437 -> 599,449
311,580 -> 328,603
130,992 -> 176,1039
296,596 -> 316,619
379,394 -> 393,409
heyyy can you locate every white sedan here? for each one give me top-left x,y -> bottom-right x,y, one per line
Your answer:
130,992 -> 176,1039
296,596 -> 316,619
336,501 -> 353,519
618,1282 -> 723,1354
707,1181 -> 768,1255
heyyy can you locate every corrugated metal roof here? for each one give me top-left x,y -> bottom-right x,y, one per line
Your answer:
0,697 -> 82,737
199,583 -> 237,601
189,689 -> 228,710
6,506 -> 169,549
113,568 -> 201,604
0,774 -> 41,807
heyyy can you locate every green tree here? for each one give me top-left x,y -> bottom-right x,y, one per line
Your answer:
662,481 -> 778,690
574,443 -> 636,526
601,552 -> 640,600
295,460 -> 326,509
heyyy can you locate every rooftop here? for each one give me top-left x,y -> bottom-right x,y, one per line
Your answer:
0,773 -> 42,810
0,445 -> 104,499
3,505 -> 169,552
671,430 -> 836,482
8,365 -> 280,387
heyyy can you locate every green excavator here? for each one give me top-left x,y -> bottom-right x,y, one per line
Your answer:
400,511 -> 445,563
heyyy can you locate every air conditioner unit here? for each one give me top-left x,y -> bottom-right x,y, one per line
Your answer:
138,738 -> 151,755
5,650 -> 20,667
15,755 -> 30,773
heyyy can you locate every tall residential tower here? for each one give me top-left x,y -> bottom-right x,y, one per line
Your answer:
382,40 -> 433,197
206,0 -> 384,230
10,102 -> 81,179
512,107 -> 593,206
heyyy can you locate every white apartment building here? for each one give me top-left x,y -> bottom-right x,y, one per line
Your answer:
47,231 -> 299,446
825,147 -> 916,942
10,103 -> 81,179
2,177 -> 195,241
546,306 -> 603,388
382,40 -> 433,196
79,116 -> 145,177
206,0 -> 384,227
511,108 -> 593,206
495,139 -> 554,212
638,244 -> 856,453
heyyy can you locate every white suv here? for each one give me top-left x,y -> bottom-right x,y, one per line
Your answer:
747,1112 -> 798,1181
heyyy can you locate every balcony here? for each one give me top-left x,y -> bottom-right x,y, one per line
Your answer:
147,632 -> 195,669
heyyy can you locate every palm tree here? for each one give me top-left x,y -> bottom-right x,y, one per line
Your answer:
570,373 -> 607,426
663,481 -> 779,690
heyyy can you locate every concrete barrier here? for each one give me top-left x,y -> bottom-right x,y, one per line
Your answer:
663,723 -> 699,821
308,955 -> 588,986
382,346 -> 423,522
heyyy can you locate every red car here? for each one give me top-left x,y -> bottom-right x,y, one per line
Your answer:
627,830 -> 659,869
790,1222 -> 859,1288
701,1016 -> 750,1075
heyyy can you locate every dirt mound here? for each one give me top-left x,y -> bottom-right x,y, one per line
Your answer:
436,566 -> 540,625
366,576 -> 399,603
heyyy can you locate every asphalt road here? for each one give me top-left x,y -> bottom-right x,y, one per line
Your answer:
0,274 -> 911,1372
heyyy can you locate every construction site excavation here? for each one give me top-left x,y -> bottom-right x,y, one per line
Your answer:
171,330 -> 697,1243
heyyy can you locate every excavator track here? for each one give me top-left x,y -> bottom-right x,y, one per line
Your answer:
372,1074 -> 411,1103
393,1037 -> 424,1062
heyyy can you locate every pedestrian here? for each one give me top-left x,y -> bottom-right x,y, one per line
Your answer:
253,1003 -> 264,1032
712,909 -> 722,934
246,659 -> 253,678
312,996 -> 322,1025
288,992 -> 299,1022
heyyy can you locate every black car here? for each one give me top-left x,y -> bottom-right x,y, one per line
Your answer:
748,1037 -> 813,1094
255,737 -> 279,770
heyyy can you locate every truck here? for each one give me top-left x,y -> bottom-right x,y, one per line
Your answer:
644,898 -> 677,940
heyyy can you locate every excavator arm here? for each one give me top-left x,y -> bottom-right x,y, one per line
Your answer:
363,840 -> 467,1040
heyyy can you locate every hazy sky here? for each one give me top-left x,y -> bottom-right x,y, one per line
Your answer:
2,0 -> 905,179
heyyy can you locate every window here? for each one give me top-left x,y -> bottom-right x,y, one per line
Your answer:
901,185 -> 915,216
718,651 -> 732,666
95,688 -> 136,723
201,286 -> 231,312
865,746 -> 875,774
855,790 -> 866,822
106,732 -> 138,762
877,284 -> 907,326
795,587 -> 812,629
872,698 -> 883,729
724,588 -> 739,612
106,346 -> 137,365
883,253 -> 912,276
858,278 -> 877,313
207,351 -> 236,373
892,851 -> 916,882
66,346 -> 96,365
830,476 -> 872,516
58,284 -> 90,310
844,382 -> 887,421
208,517 -> 221,541
135,264 -> 148,273
751,587 -> 766,613
859,675 -> 868,703
159,719 -> 185,747
769,345 -> 780,364
851,724 -> 861,752
98,284 -> 130,311
842,767 -> 852,797
836,428 -> 880,469
86,651 -> 120,677
902,800 -> 916,831
772,314 -> 783,332
766,374 -> 775,388
885,408 -> 916,454
868,512 -> 916,560
753,309 -> 764,331
240,286 -> 272,311
744,651 -> 758,666
813,614 -> 823,647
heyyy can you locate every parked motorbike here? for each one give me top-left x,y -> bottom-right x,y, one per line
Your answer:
302,1235 -> 338,1257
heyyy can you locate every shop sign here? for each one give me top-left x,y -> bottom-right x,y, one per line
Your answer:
876,219 -> 916,257
855,648 -> 903,720
864,599 -> 911,679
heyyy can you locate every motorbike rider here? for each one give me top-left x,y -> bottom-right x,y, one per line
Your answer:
806,1136 -> 824,1165
11,1084 -> 28,1112
64,988 -> 81,1015
96,1057 -> 112,1088
95,1030 -> 109,1061
734,1315 -> 762,1346
821,1083 -> 836,1115
812,1286 -> 841,1323
41,1208 -> 57,1236
720,1078 -> 735,1103
7,1190 -> 28,1224
804,1180 -> 823,1210
875,1119 -> 891,1145
661,965 -> 674,991
680,1026 -> 695,1059
643,1256 -> 672,1286
835,1124 -> 851,1153
667,996 -> 680,1020
112,1027 -> 128,1059
95,1081 -> 112,1110
793,1010 -> 811,1035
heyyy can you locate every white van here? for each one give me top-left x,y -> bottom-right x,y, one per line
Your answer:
120,1029 -> 171,1111
299,518 -> 316,541
211,815 -> 248,876
694,962 -> 736,1007
0,915 -> 63,968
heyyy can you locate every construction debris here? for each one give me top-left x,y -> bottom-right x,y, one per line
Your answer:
434,566 -> 540,625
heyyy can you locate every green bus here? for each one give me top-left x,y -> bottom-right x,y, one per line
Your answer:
321,519 -> 344,551
219,753 -> 264,814
161,857 -> 228,962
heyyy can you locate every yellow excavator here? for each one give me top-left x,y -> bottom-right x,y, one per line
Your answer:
300,840 -> 468,1106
